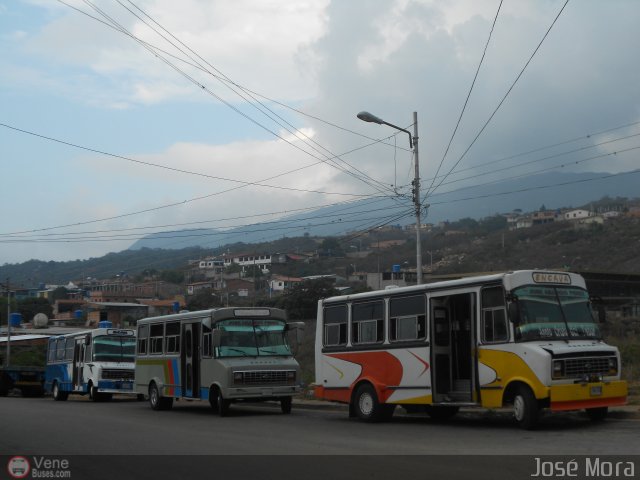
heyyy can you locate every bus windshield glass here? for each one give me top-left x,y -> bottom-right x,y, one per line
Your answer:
217,318 -> 292,357
513,285 -> 601,341
93,335 -> 136,362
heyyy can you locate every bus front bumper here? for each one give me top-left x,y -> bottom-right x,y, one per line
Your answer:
227,385 -> 299,400
97,380 -> 135,393
549,380 -> 627,411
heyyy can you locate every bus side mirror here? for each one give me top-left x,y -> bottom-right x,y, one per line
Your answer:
508,302 -> 520,326
212,329 -> 222,348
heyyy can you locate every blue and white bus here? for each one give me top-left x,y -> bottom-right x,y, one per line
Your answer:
45,327 -> 137,401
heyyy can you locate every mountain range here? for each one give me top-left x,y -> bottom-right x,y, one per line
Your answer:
129,170 -> 640,250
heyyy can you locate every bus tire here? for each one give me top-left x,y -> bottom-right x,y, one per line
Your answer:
211,387 -> 230,417
280,396 -> 292,414
149,382 -> 172,411
513,385 -> 539,430
90,384 -> 102,402
52,382 -> 68,401
353,384 -> 384,422
586,407 -> 608,422
425,405 -> 459,420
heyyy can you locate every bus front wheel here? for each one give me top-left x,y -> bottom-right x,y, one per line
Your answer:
210,387 -> 230,417
513,385 -> 539,430
586,407 -> 608,422
280,396 -> 292,414
52,382 -> 68,402
149,382 -> 173,411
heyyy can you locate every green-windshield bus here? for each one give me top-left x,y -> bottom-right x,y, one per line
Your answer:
135,307 -> 303,415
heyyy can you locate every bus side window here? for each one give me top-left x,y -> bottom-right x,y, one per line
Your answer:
352,301 -> 384,344
47,339 -> 57,364
165,322 -> 180,354
56,338 -> 66,361
323,305 -> 347,347
65,338 -> 75,361
150,324 -> 164,354
202,323 -> 212,358
481,287 -> 508,343
137,324 -> 148,355
390,295 -> 427,342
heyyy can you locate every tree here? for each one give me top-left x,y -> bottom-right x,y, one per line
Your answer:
159,270 -> 184,284
274,278 -> 337,320
51,287 -> 69,302
186,289 -> 224,311
18,297 -> 52,321
320,237 -> 344,257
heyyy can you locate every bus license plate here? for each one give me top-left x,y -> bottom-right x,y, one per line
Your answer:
590,386 -> 602,396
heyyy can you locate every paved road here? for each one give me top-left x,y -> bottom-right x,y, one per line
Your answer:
1,396 -> 639,456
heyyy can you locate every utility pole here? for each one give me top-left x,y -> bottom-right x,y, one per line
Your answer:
3,278 -> 11,367
412,112 -> 423,284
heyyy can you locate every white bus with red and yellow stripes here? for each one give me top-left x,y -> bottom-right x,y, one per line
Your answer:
314,270 -> 627,428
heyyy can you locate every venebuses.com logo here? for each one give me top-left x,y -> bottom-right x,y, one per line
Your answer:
7,456 -> 30,479
6,456 -> 72,479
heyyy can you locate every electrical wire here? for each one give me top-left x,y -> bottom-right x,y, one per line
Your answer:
426,0 -> 570,199
426,0 -> 503,197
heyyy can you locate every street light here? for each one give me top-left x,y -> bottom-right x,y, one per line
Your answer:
357,111 -> 423,284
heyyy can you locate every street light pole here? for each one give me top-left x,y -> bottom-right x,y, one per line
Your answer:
357,111 -> 423,284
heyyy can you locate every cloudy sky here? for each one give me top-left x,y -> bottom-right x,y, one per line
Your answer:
1,0 -> 639,265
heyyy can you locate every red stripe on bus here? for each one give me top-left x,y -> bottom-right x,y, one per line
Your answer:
550,396 -> 627,411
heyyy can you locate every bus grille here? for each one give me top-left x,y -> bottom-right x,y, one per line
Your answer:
564,357 -> 612,377
234,370 -> 295,386
102,369 -> 135,381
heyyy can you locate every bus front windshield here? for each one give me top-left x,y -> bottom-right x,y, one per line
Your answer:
93,335 -> 136,362
513,285 -> 601,341
217,318 -> 292,357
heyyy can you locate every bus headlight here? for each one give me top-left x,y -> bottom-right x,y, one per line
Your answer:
608,357 -> 618,376
233,372 -> 244,384
552,360 -> 564,379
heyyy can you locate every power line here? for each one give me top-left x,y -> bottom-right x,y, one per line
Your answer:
426,0 -> 503,196
118,0 -> 397,196
74,0 -> 400,199
427,167 -> 640,207
429,133 -> 640,192
422,120 -> 640,186
426,0 -> 570,199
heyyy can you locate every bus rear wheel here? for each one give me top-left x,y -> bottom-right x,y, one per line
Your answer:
52,382 -> 68,401
353,384 -> 387,422
149,382 -> 173,411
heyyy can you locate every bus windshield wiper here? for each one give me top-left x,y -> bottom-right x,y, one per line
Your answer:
225,348 -> 249,356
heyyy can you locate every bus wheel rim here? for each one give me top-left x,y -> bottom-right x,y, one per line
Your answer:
359,393 -> 373,416
514,396 -> 524,421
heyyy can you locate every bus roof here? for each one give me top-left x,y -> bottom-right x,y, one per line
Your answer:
321,270 -> 587,304
137,307 -> 288,325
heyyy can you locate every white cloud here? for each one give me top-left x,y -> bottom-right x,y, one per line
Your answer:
15,0 -> 330,106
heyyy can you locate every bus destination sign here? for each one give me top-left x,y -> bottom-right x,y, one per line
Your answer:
532,272 -> 571,285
